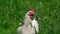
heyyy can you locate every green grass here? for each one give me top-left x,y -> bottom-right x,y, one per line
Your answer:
0,0 -> 60,34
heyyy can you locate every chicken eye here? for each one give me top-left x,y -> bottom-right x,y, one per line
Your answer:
29,12 -> 31,14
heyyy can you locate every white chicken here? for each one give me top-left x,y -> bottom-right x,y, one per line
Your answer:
17,8 -> 35,34
31,16 -> 39,33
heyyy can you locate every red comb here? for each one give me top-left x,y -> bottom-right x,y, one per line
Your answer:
29,8 -> 34,14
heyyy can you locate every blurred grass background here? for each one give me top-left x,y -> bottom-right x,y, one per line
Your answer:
0,0 -> 60,34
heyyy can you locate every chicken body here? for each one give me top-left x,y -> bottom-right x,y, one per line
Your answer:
17,16 -> 35,34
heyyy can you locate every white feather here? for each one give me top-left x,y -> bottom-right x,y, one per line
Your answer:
32,18 -> 39,33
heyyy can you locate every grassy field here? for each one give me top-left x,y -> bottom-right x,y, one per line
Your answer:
0,0 -> 60,34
